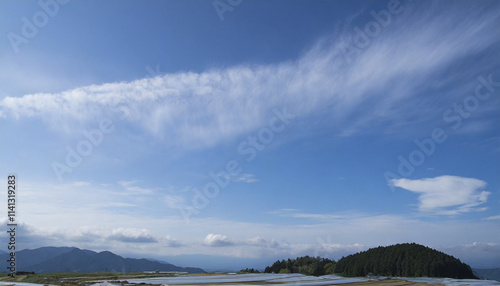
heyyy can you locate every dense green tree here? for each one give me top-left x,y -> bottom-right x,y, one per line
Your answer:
324,262 -> 336,274
264,256 -> 336,276
263,243 -> 476,279
335,243 -> 477,279
238,268 -> 260,274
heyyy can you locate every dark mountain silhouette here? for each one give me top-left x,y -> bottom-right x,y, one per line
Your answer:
0,247 -> 204,273
335,243 -> 477,279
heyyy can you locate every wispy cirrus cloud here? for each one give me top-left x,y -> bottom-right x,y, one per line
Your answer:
164,194 -> 186,209
392,175 -> 490,215
484,215 -> 500,221
268,209 -> 363,221
118,180 -> 157,195
232,173 -> 259,183
1,2 -> 498,149
284,213 -> 346,220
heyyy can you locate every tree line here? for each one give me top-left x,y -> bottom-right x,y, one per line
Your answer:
258,243 -> 477,279
263,256 -> 336,276
334,243 -> 477,279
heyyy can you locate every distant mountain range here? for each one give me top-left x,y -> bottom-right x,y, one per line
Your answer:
474,268 -> 500,282
1,246 -> 498,281
0,247 -> 204,273
161,254 -> 270,273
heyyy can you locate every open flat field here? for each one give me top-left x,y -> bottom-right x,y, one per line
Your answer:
1,273 -> 499,286
0,272 -> 181,286
2,272 -> 500,286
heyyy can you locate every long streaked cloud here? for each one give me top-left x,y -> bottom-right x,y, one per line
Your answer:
1,2 -> 498,149
232,173 -> 259,183
485,215 -> 500,221
268,209 -> 361,221
392,175 -> 490,215
118,180 -> 157,195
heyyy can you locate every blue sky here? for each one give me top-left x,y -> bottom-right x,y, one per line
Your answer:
1,0 -> 500,270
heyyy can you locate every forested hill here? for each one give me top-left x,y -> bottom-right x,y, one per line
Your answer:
264,256 -> 336,276
335,243 -> 477,279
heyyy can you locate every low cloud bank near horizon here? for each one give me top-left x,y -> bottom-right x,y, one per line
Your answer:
2,213 -> 500,268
